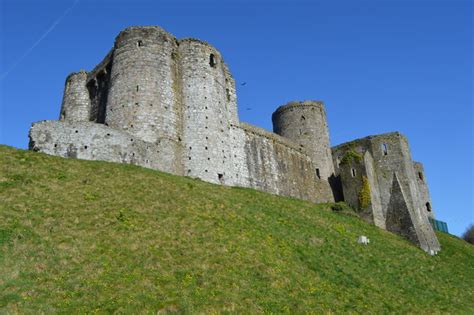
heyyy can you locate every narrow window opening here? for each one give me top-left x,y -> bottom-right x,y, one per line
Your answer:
136,85 -> 139,92
205,146 -> 208,150
426,202 -> 432,212
226,88 -> 231,101
209,54 -> 216,67
301,115 -> 306,121
218,173 -> 224,183
137,40 -> 143,47
351,168 -> 356,177
418,172 -> 424,181
382,143 -> 388,156
316,168 -> 321,179
188,157 -> 191,160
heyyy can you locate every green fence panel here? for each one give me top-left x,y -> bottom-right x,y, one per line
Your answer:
429,218 -> 449,233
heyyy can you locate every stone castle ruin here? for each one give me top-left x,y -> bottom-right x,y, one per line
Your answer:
29,26 -> 440,253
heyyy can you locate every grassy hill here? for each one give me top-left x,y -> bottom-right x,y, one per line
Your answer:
1,145 -> 473,314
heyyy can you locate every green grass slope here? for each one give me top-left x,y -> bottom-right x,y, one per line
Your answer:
1,145 -> 473,314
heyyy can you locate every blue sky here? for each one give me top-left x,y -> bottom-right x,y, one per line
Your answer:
0,0 -> 472,236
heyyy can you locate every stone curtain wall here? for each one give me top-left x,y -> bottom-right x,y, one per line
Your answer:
29,121 -> 181,175
239,123 -> 334,203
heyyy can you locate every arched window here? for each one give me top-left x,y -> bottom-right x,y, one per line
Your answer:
426,202 -> 432,212
209,54 -> 216,67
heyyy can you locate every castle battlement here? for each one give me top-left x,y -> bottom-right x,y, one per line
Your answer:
29,26 -> 440,253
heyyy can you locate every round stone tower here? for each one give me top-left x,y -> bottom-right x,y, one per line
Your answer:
59,70 -> 91,122
104,26 -> 181,144
179,38 -> 238,185
272,100 -> 335,181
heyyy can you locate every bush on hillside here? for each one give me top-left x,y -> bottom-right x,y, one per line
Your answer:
331,202 -> 354,213
462,224 -> 474,245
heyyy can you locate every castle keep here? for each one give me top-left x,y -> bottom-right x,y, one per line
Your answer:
29,26 -> 440,253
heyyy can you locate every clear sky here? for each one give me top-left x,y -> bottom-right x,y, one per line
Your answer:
1,0 -> 472,236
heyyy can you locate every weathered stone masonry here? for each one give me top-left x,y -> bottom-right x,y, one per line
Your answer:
29,26 -> 440,252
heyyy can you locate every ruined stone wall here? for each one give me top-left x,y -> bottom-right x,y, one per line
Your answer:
332,133 -> 440,252
86,51 -> 113,123
59,71 -> 91,122
338,149 -> 384,228
414,162 -> 435,219
363,152 -> 385,228
272,101 -> 335,181
29,121 -> 181,174
179,39 -> 239,185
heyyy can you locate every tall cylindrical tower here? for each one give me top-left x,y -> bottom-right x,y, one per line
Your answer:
179,38 -> 238,185
59,70 -> 91,122
104,26 -> 181,144
272,101 -> 335,180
